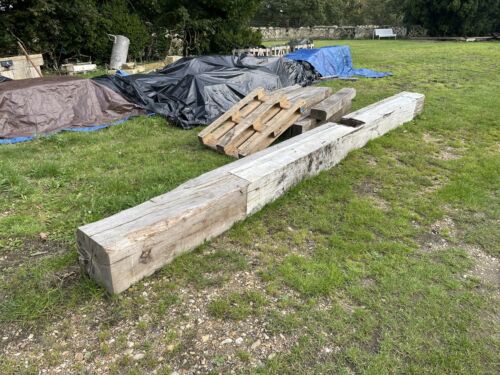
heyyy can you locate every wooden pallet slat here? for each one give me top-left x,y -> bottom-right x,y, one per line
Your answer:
236,101 -> 299,152
272,111 -> 304,138
198,87 -> 266,142
267,99 -> 306,135
216,128 -> 254,157
237,100 -> 305,158
203,121 -> 236,149
216,93 -> 288,153
236,100 -> 262,119
249,87 -> 331,144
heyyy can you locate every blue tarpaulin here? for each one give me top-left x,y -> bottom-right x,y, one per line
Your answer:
286,46 -> 391,78
0,119 -> 126,145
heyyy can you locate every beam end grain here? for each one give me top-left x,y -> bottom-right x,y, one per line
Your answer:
77,173 -> 249,293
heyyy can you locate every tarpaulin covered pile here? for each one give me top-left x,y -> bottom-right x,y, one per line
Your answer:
0,55 -> 315,142
1,47 -> 390,143
0,76 -> 145,144
286,46 -> 391,78
96,55 -> 316,129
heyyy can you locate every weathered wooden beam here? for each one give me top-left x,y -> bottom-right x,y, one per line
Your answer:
77,91 -> 424,293
290,116 -> 319,136
290,96 -> 351,137
310,88 -> 356,121
17,41 -> 43,78
234,92 -> 424,214
286,86 -> 332,103
0,54 -> 44,80
329,101 -> 352,122
77,173 -> 249,294
340,91 -> 424,127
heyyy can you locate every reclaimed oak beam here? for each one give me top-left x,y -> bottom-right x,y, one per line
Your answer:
310,87 -> 356,122
77,91 -> 424,293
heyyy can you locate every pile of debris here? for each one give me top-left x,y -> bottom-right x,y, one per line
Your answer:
199,85 -> 356,157
286,46 -> 391,78
289,38 -> 314,51
0,77 -> 145,143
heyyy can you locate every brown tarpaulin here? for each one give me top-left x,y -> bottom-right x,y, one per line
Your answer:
0,76 -> 145,139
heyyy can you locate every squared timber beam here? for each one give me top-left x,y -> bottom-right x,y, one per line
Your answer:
77,91 -> 425,293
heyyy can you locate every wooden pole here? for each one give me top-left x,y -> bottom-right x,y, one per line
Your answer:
17,41 -> 43,78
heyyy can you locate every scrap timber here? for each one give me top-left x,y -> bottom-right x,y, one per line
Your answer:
199,85 -> 359,157
0,54 -> 44,80
291,87 -> 357,136
310,88 -> 356,122
77,91 -> 425,293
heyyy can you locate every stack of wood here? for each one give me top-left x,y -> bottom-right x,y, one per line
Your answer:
289,40 -> 315,52
61,63 -> 97,75
199,85 -> 356,158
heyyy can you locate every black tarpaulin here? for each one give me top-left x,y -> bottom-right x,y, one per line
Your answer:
95,55 -> 317,129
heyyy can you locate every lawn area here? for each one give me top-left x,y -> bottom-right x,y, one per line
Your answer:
0,40 -> 499,374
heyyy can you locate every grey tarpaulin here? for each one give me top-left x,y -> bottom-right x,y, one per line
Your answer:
94,55 -> 317,129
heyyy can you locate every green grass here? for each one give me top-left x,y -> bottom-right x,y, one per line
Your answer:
0,40 -> 499,374
208,291 -> 267,320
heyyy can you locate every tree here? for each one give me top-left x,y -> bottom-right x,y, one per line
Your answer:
254,0 -> 334,27
101,0 -> 150,61
154,0 -> 262,55
0,0 -> 150,65
401,0 -> 500,36
360,0 -> 403,25
253,0 -> 403,27
0,0 -> 105,67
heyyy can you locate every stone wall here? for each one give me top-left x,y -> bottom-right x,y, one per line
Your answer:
255,25 -> 427,41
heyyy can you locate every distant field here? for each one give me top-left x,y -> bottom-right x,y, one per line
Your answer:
0,40 -> 499,374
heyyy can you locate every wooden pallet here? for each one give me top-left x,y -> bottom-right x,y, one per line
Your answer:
199,85 -> 332,158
